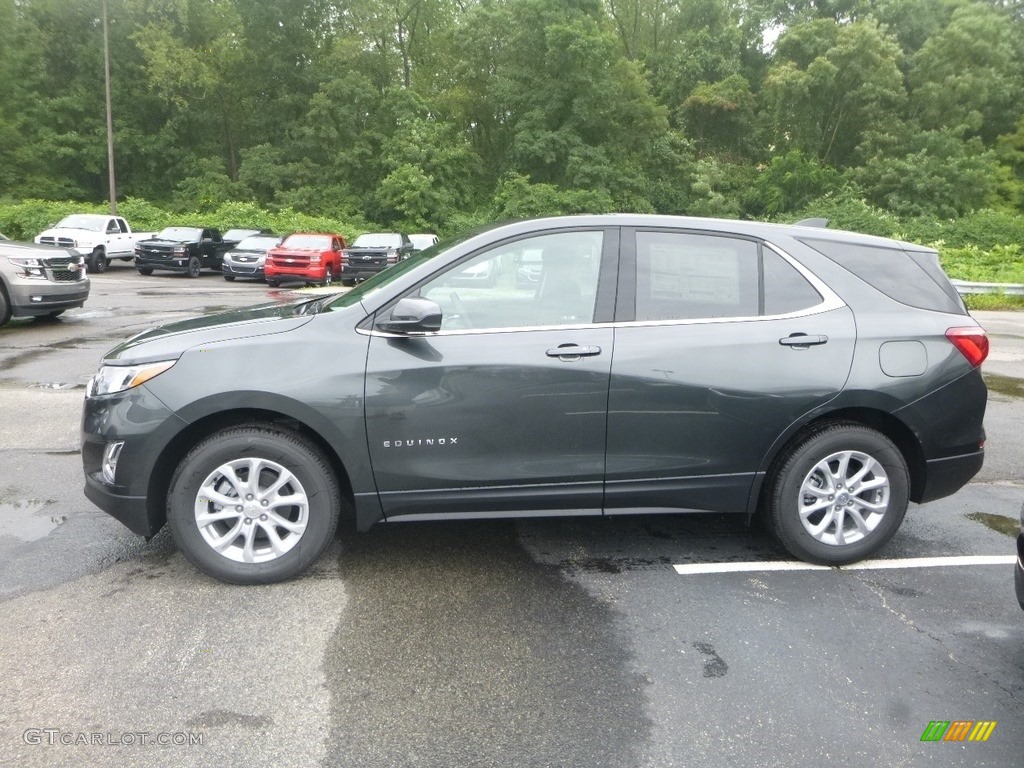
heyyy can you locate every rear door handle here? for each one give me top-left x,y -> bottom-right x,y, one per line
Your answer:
546,344 -> 602,360
779,334 -> 828,348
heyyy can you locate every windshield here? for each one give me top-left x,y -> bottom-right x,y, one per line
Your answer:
408,234 -> 437,250
281,234 -> 332,250
235,235 -> 281,251
156,227 -> 202,241
56,215 -> 107,231
223,229 -> 261,241
352,233 -> 403,248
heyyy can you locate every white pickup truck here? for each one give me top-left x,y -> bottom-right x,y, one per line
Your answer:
35,214 -> 155,273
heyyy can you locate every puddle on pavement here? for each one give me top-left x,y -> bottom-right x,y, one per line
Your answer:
983,373 -> 1024,399
0,498 -> 66,542
966,512 -> 1019,537
27,382 -> 85,390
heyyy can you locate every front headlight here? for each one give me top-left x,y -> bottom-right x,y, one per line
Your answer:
87,360 -> 176,397
8,256 -> 46,278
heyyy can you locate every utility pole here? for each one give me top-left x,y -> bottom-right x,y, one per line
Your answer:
103,0 -> 117,214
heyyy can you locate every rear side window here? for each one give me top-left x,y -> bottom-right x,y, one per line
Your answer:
798,238 -> 964,314
635,232 -> 759,320
633,232 -> 823,321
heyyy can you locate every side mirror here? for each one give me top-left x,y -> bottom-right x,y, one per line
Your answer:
376,297 -> 442,334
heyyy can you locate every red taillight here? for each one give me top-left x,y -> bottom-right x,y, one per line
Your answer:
946,326 -> 989,367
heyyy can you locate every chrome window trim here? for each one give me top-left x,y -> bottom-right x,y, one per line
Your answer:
359,240 -> 846,338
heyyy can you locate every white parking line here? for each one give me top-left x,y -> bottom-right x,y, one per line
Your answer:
673,555 -> 1017,575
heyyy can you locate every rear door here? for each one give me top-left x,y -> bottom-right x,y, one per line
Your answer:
364,227 -> 618,520
604,227 -> 857,515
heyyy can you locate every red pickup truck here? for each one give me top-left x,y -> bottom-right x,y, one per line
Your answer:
264,233 -> 346,287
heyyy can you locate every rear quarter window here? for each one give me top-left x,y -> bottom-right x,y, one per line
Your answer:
797,237 -> 964,314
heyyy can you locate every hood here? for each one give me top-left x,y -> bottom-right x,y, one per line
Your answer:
270,246 -> 324,255
138,238 -> 192,247
103,299 -> 323,364
37,227 -> 98,241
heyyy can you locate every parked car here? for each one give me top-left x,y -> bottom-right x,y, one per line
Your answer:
264,233 -> 346,287
0,231 -> 90,326
340,232 -> 413,285
81,214 -> 987,584
1017,501 -> 1024,609
35,214 -> 154,273
221,234 -> 283,282
221,228 -> 272,249
408,233 -> 439,254
134,227 -> 228,277
515,249 -> 544,289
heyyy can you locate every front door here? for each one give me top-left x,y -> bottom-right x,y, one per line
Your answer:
364,229 -> 616,520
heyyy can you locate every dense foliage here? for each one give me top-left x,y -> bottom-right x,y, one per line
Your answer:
0,0 -> 1022,239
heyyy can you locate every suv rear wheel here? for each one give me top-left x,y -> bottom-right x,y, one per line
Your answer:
167,424 -> 341,584
767,424 -> 909,565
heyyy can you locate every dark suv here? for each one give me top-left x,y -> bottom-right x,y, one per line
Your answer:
81,215 -> 988,584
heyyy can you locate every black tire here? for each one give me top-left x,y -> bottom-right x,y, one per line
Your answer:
0,283 -> 11,326
321,265 -> 333,287
138,267 -> 154,276
186,256 -> 201,278
267,279 -> 280,288
766,423 -> 909,566
224,274 -> 236,282
341,278 -> 355,287
89,248 -> 108,273
167,424 -> 341,584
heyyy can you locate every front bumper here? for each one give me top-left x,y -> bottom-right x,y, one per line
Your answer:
135,255 -> 190,273
7,277 -> 90,317
81,385 -> 186,537
223,261 -> 265,279
340,264 -> 388,281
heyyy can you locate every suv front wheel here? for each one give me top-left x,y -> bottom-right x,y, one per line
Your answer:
767,424 -> 909,565
167,424 -> 340,584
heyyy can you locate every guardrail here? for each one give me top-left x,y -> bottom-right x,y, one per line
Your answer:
951,280 -> 1024,296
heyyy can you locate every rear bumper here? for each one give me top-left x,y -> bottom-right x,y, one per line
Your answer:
917,449 -> 984,503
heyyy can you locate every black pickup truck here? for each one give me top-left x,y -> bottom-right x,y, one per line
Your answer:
340,232 -> 414,285
134,227 -> 229,278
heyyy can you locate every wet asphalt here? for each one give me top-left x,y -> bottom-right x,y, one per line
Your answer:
0,266 -> 1021,767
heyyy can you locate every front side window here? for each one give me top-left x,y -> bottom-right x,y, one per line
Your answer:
416,231 -> 604,331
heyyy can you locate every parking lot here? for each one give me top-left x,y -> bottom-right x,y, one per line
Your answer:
1,264 -> 1021,768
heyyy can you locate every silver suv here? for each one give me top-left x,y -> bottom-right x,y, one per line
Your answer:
0,232 -> 90,326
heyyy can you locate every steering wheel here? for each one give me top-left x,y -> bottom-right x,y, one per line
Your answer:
448,291 -> 475,329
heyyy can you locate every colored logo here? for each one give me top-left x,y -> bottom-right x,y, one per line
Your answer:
921,721 -> 996,742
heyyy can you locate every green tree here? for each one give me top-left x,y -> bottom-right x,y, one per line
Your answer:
910,3 -> 1024,143
762,18 -> 906,166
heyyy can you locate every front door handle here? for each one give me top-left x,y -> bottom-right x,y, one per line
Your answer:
779,333 -> 828,348
546,344 -> 602,360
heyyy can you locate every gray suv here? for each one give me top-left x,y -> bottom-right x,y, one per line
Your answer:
0,232 -> 90,326
81,215 -> 988,584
